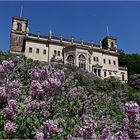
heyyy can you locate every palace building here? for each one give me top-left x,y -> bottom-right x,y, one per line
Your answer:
10,16 -> 128,82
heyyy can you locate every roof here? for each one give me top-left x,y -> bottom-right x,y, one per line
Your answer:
27,33 -> 99,47
103,36 -> 117,40
12,16 -> 28,22
27,33 -> 118,56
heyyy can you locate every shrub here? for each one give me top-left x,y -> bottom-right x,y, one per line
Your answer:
0,52 -> 139,139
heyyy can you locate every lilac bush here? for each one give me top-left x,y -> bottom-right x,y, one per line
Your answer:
29,65 -> 64,95
0,53 -> 140,139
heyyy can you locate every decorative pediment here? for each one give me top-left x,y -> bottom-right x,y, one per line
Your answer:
66,51 -> 75,56
92,63 -> 102,68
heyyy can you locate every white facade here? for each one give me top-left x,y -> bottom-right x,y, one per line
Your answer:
25,40 -> 49,62
10,16 -> 128,82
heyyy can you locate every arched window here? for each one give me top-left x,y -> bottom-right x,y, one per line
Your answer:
79,54 -> 86,70
111,42 -> 114,48
67,55 -> 74,64
17,23 -> 22,31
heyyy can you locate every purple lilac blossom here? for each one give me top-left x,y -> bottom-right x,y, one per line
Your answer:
114,131 -> 130,140
7,80 -> 23,99
0,86 -> 7,101
99,126 -> 112,140
4,99 -> 17,120
8,99 -> 18,110
35,132 -> 44,140
37,119 -> 63,139
24,100 -> 46,116
29,80 -> 44,99
76,115 -> 97,138
29,69 -> 40,80
2,60 -> 15,72
68,87 -> 86,100
4,121 -> 17,134
125,101 -> 139,117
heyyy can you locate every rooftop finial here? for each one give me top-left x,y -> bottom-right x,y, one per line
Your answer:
49,29 -> 52,39
26,26 -> 29,36
37,32 -> 40,39
99,40 -> 102,48
60,34 -> 63,42
49,29 -> 52,36
20,5 -> 23,18
106,25 -> 109,36
91,41 -> 93,46
71,37 -> 74,44
81,39 -> 83,45
26,26 -> 29,33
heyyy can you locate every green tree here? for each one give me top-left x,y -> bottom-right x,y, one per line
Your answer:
118,50 -> 140,77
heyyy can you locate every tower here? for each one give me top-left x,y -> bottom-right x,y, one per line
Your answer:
101,36 -> 117,51
10,17 -> 28,53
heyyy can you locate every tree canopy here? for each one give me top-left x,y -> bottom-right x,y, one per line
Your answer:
118,50 -> 140,77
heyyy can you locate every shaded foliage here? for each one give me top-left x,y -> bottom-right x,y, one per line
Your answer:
118,50 -> 140,76
129,74 -> 140,90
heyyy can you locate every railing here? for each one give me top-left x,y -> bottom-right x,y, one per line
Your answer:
28,33 -> 114,51
51,36 -> 60,40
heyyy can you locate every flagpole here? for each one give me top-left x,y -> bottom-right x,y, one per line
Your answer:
20,6 -> 23,18
106,25 -> 109,36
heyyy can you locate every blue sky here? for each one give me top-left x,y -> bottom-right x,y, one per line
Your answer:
0,1 -> 140,54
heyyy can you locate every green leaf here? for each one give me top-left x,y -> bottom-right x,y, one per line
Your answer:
0,131 -> 6,138
19,102 -> 25,109
26,117 -> 32,124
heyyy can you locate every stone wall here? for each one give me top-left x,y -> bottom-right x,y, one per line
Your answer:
25,41 -> 49,62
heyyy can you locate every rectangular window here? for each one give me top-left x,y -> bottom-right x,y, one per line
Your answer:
122,74 -> 125,81
114,60 -> 116,65
104,71 -> 106,77
17,23 -> 22,31
103,59 -> 106,64
19,37 -> 22,42
109,60 -> 111,64
98,69 -> 101,77
92,66 -> 94,71
94,57 -> 96,61
43,49 -> 46,55
94,69 -> 97,75
29,47 -> 32,53
15,36 -> 21,43
54,50 -> 57,55
36,48 -> 39,54
97,57 -> 99,62
89,58 -> 91,64
58,51 -> 60,56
